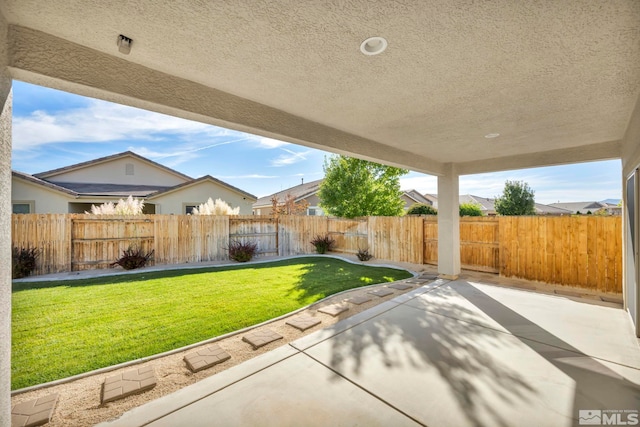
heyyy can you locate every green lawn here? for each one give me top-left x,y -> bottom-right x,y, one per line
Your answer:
11,257 -> 411,389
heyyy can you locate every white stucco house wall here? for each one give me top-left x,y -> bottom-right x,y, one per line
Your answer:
11,151 -> 257,214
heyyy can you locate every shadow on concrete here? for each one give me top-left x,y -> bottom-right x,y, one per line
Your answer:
318,280 -> 640,427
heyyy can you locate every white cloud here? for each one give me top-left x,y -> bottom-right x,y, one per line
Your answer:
270,148 -> 311,167
217,174 -> 280,179
258,137 -> 290,149
12,100 -> 233,150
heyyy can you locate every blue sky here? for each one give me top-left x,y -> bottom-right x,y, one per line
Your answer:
11,81 -> 621,204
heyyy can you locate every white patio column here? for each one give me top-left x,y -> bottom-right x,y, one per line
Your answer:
437,163 -> 460,279
0,11 -> 11,425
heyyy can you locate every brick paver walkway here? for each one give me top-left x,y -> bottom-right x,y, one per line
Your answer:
242,329 -> 283,349
102,367 -> 157,404
368,288 -> 394,297
11,393 -> 58,427
345,295 -> 372,305
286,315 -> 322,331
184,344 -> 231,373
318,303 -> 350,317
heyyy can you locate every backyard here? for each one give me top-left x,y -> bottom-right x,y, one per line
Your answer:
11,257 -> 411,390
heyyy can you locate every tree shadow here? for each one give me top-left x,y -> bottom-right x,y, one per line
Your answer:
317,280 -> 640,427
287,257 -> 410,303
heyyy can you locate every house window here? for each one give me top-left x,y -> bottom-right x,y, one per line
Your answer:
13,202 -> 33,214
185,205 -> 197,214
125,163 -> 134,175
308,208 -> 316,216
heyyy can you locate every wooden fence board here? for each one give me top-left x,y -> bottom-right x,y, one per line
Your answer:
230,215 -> 276,257
11,213 -> 623,293
278,216 -> 328,255
327,218 -> 368,255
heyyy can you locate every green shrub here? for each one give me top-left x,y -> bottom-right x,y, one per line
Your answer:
407,203 -> 437,215
357,247 -> 373,261
310,234 -> 336,254
12,247 -> 39,279
459,202 -> 483,217
227,240 -> 258,262
111,246 -> 154,270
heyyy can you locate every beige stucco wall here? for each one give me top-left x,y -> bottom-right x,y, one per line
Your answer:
622,95 -> 640,177
621,93 -> 640,335
11,177 -> 74,213
45,157 -> 188,187
151,180 -> 255,215
305,194 -> 321,208
0,9 -> 11,424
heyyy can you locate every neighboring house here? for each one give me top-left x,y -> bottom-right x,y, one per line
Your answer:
549,201 -> 622,215
253,180 -> 428,216
253,179 -> 324,216
402,190 -> 434,210
11,151 -> 257,214
427,194 -> 572,215
423,194 -> 439,208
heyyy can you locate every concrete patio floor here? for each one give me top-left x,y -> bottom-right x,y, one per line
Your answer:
99,278 -> 640,427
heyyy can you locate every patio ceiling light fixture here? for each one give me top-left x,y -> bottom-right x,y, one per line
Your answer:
360,37 -> 388,56
484,133 -> 500,139
117,34 -> 133,54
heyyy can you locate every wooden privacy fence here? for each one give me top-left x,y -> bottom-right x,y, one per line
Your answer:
11,214 -> 622,293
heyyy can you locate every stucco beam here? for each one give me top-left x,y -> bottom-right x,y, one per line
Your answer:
7,25 -> 444,176
622,93 -> 640,176
456,140 -> 622,176
0,9 -> 11,426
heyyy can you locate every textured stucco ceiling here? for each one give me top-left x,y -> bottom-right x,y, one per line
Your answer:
1,0 -> 639,175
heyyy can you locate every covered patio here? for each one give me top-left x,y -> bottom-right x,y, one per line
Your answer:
99,277 -> 640,426
1,1 -> 640,425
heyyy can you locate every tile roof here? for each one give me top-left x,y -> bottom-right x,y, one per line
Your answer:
52,182 -> 171,197
548,201 -> 608,213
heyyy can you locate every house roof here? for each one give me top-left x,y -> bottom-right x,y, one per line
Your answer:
17,153 -> 256,201
428,193 -> 572,215
533,203 -> 573,215
548,201 -> 608,213
12,170 -> 78,197
403,190 -> 434,206
34,151 -> 193,181
460,195 -> 496,212
253,179 -> 323,208
147,175 -> 257,201
52,182 -> 172,198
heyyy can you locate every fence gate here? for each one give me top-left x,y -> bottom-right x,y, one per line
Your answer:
71,216 -> 154,271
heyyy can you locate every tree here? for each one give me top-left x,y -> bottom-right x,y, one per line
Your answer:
459,202 -> 483,217
407,203 -> 437,215
270,193 -> 309,217
318,155 -> 408,218
494,180 -> 536,216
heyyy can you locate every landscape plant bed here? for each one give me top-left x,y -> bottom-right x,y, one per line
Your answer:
11,257 -> 411,389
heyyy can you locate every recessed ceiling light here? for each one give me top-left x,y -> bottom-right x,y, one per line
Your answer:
360,37 -> 388,56
484,133 -> 500,139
